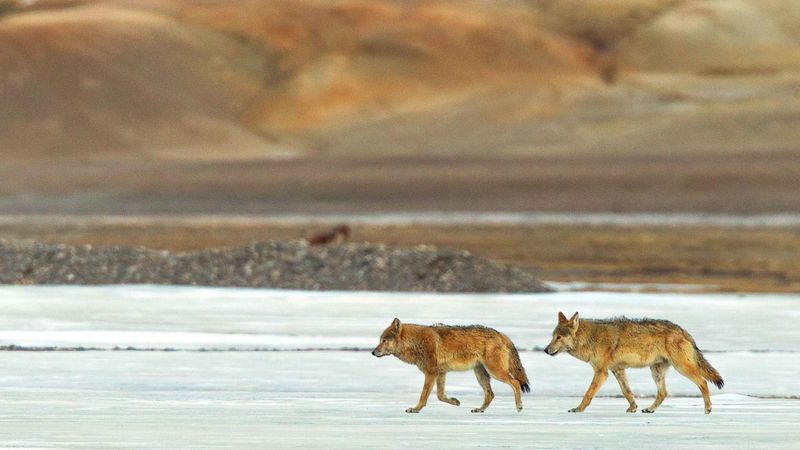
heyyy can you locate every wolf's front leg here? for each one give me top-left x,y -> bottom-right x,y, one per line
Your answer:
471,364 -> 494,413
435,373 -> 460,406
611,368 -> 637,413
570,369 -> 608,412
406,372 -> 436,413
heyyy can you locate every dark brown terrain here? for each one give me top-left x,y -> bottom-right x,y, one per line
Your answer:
2,151 -> 800,215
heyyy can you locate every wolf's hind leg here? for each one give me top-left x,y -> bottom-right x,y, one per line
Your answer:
611,368 -> 637,412
670,347 -> 712,414
435,373 -> 460,406
485,363 -> 523,412
571,368 -> 608,412
643,362 -> 669,413
471,364 -> 494,413
407,372 -> 436,413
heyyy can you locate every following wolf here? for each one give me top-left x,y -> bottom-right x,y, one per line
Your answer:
544,312 -> 724,414
372,318 -> 530,413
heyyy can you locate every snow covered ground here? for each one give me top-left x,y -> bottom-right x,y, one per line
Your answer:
0,286 -> 797,448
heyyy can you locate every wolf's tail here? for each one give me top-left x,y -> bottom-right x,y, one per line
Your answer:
508,344 -> 530,393
694,344 -> 724,389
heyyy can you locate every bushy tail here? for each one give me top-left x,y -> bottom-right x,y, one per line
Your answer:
508,344 -> 530,393
695,344 -> 724,389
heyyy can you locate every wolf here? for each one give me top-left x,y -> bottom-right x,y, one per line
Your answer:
372,318 -> 530,413
544,312 -> 724,414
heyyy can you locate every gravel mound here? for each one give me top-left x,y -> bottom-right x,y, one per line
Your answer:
0,240 -> 550,293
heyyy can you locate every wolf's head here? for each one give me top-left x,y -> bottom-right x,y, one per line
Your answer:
544,312 -> 579,356
372,318 -> 401,357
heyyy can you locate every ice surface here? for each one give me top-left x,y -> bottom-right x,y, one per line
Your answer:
0,286 -> 797,351
0,286 -> 797,448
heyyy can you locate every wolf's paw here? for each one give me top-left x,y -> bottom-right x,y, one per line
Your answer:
705,408 -> 712,415
516,405 -> 523,413
568,407 -> 584,413
470,408 -> 485,413
405,407 -> 420,413
642,408 -> 655,414
626,405 -> 638,413
438,396 -> 460,406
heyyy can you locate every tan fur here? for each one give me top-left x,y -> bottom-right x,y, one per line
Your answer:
544,312 -> 724,414
372,318 -> 530,413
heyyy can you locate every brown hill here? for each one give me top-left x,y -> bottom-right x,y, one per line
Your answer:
0,1 -> 277,159
0,0 -> 799,159
173,0 -> 593,133
617,1 -> 800,73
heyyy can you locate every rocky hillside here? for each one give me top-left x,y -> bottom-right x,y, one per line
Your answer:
0,239 -> 551,292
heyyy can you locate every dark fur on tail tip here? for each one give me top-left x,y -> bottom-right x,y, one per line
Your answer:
713,379 -> 724,390
521,383 -> 530,394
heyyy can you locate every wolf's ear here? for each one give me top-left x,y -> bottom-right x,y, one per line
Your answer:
569,312 -> 580,330
391,318 -> 401,331
558,312 -> 568,323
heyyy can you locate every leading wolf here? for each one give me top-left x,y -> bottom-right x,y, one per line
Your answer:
372,318 -> 530,413
544,312 -> 724,414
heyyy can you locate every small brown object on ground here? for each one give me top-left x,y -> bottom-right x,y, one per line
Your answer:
308,224 -> 351,246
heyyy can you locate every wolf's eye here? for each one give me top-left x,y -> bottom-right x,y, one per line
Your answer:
556,335 -> 562,340
381,339 -> 387,343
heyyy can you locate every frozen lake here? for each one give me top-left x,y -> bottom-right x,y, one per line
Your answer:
0,286 -> 797,448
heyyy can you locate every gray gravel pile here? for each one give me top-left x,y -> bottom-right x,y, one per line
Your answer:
0,240 -> 550,293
